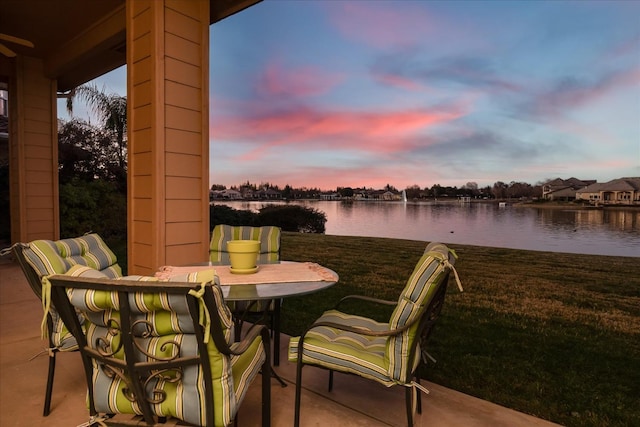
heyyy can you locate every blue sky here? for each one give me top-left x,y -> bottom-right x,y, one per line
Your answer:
61,0 -> 640,191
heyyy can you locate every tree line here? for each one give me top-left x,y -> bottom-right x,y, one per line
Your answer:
212,180 -> 544,200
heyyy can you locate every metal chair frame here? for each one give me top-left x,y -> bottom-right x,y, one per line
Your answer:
12,243 -> 70,416
47,274 -> 271,427
294,268 -> 451,427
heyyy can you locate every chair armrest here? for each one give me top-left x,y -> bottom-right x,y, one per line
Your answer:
226,323 -> 270,356
334,294 -> 397,310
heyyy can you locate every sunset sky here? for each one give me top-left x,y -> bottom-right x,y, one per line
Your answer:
62,0 -> 640,191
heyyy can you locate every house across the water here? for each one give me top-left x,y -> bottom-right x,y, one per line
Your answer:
542,177 -> 596,201
576,177 -> 640,206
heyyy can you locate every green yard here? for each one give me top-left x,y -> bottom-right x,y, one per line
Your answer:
278,232 -> 640,427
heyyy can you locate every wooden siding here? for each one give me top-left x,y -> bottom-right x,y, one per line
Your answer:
127,0 -> 210,275
9,56 -> 59,242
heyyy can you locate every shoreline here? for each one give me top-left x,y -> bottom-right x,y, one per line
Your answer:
215,198 -> 640,209
511,201 -> 640,210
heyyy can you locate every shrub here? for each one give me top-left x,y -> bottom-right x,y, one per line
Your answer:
256,205 -> 326,233
59,178 -> 126,240
209,203 -> 327,233
210,205 -> 258,230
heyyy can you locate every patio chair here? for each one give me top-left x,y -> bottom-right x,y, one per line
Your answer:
288,242 -> 463,427
209,224 -> 283,364
47,266 -> 271,427
9,233 -> 122,416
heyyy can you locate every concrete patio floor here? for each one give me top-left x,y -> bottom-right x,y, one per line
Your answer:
0,259 -> 561,427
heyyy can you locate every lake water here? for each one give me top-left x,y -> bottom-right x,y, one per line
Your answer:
216,200 -> 640,258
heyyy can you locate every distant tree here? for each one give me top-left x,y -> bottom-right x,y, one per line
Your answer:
58,119 -> 93,183
492,181 -> 508,199
260,181 -> 277,190
282,184 -> 294,199
405,185 -> 422,200
384,183 -> 397,192
463,182 -> 479,197
59,84 -> 128,241
531,183 -> 542,199
506,181 -> 530,199
299,186 -> 322,199
240,181 -> 257,192
66,83 -> 127,171
210,184 -> 226,191
58,119 -> 124,186
430,184 -> 442,198
337,187 -> 354,198
479,185 -> 493,198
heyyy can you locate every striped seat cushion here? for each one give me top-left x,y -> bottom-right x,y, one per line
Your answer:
24,233 -> 122,278
209,225 -> 281,264
22,234 -> 121,351
288,310 -> 396,386
64,266 -> 263,427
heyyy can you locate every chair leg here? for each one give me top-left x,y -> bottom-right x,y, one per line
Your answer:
234,316 -> 242,342
43,350 -> 56,416
416,374 -> 422,414
405,386 -> 414,427
273,299 -> 281,366
261,329 -> 271,427
328,370 -> 334,392
294,359 -> 304,427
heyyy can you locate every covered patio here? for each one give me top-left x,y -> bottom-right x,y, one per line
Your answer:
0,258 -> 559,426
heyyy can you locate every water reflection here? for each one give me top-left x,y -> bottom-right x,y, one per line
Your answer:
216,201 -> 640,257
537,208 -> 639,234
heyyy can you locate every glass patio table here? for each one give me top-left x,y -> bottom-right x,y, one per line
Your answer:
216,261 -> 339,301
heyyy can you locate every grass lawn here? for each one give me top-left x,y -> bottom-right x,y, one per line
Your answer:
278,232 -> 640,427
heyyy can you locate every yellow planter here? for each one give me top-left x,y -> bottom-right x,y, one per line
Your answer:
227,240 -> 260,273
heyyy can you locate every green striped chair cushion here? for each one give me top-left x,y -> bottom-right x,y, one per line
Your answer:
289,311 -> 395,386
288,242 -> 455,387
22,234 -> 122,351
64,266 -> 264,427
209,225 -> 281,264
24,233 -> 122,278
386,243 -> 452,382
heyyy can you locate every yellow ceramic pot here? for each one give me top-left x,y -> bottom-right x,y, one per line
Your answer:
227,240 -> 260,273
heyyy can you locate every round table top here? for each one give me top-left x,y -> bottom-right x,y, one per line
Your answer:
216,261 -> 339,301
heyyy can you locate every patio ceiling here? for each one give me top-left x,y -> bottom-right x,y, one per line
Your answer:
0,0 -> 260,91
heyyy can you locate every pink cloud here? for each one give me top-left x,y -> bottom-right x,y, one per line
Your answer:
550,115 -> 631,154
325,2 -> 487,53
535,67 -> 640,115
607,36 -> 640,60
372,72 -> 426,91
327,2 -> 434,49
211,102 -> 468,161
256,60 -> 344,97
